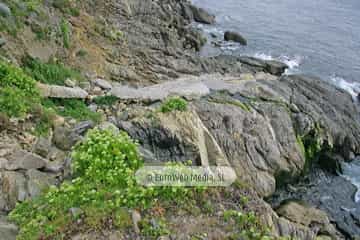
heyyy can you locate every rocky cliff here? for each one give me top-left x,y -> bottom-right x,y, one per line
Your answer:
0,0 -> 360,239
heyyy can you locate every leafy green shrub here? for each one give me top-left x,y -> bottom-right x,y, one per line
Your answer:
0,87 -> 29,117
9,129 -> 198,239
53,0 -> 80,16
0,61 -> 40,117
160,97 -> 188,113
22,56 -> 83,85
93,95 -> 118,106
60,18 -> 71,48
0,61 -> 39,95
42,98 -> 101,123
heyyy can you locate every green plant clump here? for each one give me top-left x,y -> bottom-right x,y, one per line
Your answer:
22,56 -> 83,85
93,95 -> 118,106
9,129 -> 194,239
224,210 -> 277,240
60,18 -> 71,49
42,98 -> 101,123
0,61 -> 40,117
160,97 -> 188,113
53,0 -> 80,16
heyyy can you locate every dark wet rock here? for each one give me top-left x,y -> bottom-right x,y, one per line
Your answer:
350,209 -> 360,226
224,31 -> 247,45
238,56 -> 288,76
189,5 -> 215,24
72,121 -> 94,136
265,60 -> 289,75
270,168 -> 360,239
0,3 -> 11,17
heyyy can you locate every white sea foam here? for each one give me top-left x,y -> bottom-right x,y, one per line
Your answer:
341,159 -> 360,203
253,53 -> 303,75
330,76 -> 360,99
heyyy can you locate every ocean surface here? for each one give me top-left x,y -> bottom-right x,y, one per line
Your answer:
192,0 -> 360,98
191,0 -> 360,203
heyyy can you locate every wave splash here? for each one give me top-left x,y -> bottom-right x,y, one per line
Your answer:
330,76 -> 360,99
254,53 -> 303,74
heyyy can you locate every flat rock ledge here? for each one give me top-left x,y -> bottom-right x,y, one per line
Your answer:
110,73 -> 277,101
37,83 -> 88,99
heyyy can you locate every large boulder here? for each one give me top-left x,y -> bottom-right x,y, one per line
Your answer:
189,5 -> 215,24
37,83 -> 88,99
224,31 -> 247,45
3,149 -> 47,171
276,201 -> 339,238
266,60 -> 289,76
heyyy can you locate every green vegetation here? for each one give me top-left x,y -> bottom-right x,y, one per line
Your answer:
224,210 -> 275,240
140,217 -> 170,239
93,95 -> 118,106
0,0 -> 43,35
31,22 -> 51,41
53,0 -> 80,16
0,61 -> 40,117
60,18 -> 71,49
22,56 -> 83,85
42,99 -> 101,123
9,129 -> 199,239
160,97 -> 188,113
296,123 -> 327,175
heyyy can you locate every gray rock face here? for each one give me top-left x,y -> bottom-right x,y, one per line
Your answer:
111,76 -> 211,101
0,215 -> 17,240
224,31 -> 247,45
26,169 -> 58,199
4,150 -> 47,171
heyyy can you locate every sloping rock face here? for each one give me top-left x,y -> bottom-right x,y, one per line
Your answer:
115,73 -> 360,239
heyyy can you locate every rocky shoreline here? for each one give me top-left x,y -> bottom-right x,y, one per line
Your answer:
1,0 -> 360,239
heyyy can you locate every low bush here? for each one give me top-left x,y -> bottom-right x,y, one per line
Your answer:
0,61 -> 40,117
22,56 -> 83,85
9,129 -> 194,239
42,98 -> 101,123
160,97 -> 188,113
60,18 -> 71,48
93,95 -> 118,106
